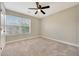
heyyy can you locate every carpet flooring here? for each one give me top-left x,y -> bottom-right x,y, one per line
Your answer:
1,37 -> 79,56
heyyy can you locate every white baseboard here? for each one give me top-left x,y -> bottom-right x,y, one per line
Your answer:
6,35 -> 79,48
41,35 -> 79,48
6,35 -> 40,44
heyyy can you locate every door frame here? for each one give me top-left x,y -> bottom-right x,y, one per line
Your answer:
0,2 -> 6,50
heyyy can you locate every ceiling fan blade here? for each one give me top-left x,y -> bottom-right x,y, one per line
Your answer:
41,10 -> 45,14
35,11 -> 38,14
41,6 -> 50,9
36,2 -> 39,8
28,8 -> 38,10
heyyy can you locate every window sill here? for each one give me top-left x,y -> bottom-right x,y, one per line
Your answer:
6,32 -> 31,36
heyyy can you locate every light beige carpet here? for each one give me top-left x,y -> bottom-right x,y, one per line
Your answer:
1,37 -> 79,56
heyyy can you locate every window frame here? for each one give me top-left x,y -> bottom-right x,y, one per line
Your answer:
5,15 -> 31,36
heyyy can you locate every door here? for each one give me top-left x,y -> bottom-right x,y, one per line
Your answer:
0,2 -> 6,50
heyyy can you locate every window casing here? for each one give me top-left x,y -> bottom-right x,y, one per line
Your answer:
5,15 -> 31,36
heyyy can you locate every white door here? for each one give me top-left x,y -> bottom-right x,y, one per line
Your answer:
0,2 -> 6,50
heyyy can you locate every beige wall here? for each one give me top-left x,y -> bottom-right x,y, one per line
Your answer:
78,4 -> 79,45
0,2 -> 1,42
6,10 -> 40,42
41,5 -> 79,45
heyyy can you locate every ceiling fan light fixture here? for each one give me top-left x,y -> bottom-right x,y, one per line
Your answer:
28,2 -> 50,15
38,9 -> 40,12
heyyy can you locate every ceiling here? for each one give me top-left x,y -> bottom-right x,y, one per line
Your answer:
4,2 -> 79,19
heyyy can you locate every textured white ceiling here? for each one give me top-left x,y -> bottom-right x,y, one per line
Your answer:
4,2 -> 79,19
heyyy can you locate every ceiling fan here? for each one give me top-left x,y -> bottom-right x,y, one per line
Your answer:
28,2 -> 50,14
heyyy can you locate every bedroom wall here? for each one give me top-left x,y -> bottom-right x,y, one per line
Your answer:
78,4 -> 79,45
0,2 -> 1,41
41,5 -> 79,45
6,9 -> 40,42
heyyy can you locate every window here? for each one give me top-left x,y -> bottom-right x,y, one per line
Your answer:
5,15 -> 31,35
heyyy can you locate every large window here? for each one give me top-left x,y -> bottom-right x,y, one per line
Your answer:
5,15 -> 31,35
